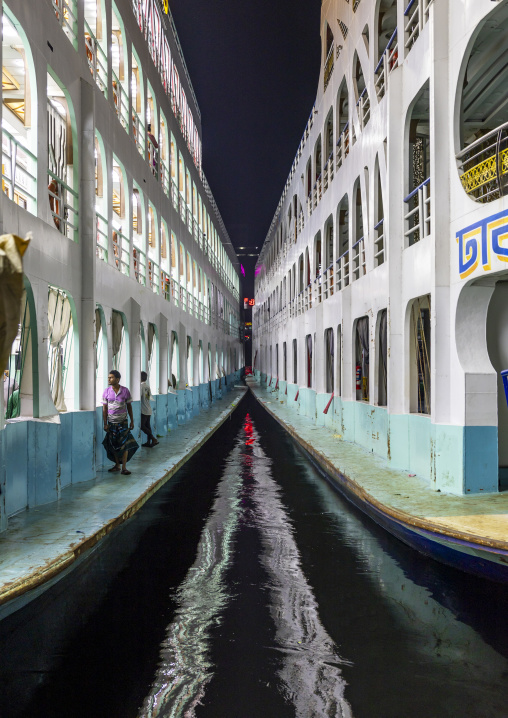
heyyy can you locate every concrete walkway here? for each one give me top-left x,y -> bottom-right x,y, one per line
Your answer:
249,380 -> 508,551
0,388 -> 247,619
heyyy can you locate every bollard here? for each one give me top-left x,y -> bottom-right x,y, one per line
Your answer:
502,370 -> 508,407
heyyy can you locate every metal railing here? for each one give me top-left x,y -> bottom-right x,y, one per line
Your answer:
405,0 -> 434,52
374,29 -> 398,101
336,123 -> 350,170
112,71 -> 129,131
161,271 -> 171,300
404,178 -> 431,246
314,274 -> 322,304
133,246 -> 146,285
336,250 -> 350,291
160,160 -> 170,196
47,170 -> 79,239
374,218 -> 385,266
323,151 -> 334,192
147,136 -> 159,178
352,237 -> 366,280
171,278 -> 180,308
132,114 -> 145,156
323,263 -> 334,299
324,43 -> 334,91
456,122 -> 508,204
356,89 -> 370,131
1,131 -> 37,214
112,228 -> 130,275
179,193 -> 186,222
171,179 -> 179,210
52,0 -> 77,46
96,211 -> 108,262
84,21 -> 107,95
148,259 -> 159,294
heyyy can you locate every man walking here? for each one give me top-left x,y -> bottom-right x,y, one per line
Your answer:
102,370 -> 138,474
140,371 -> 158,447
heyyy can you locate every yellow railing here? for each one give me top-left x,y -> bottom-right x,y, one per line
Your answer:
459,147 -> 508,195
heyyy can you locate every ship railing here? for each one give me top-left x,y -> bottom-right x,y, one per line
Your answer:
298,210 -> 305,234
336,250 -> 350,291
52,0 -> 77,46
179,285 -> 187,312
112,228 -> 130,275
84,21 -> 107,96
323,151 -> 334,192
198,227 -> 203,249
304,283 -> 312,312
193,218 -> 199,244
456,122 -> 508,204
132,113 -> 145,157
112,71 -> 129,131
323,262 -> 334,300
314,273 -> 322,304
47,170 -> 79,239
133,246 -> 146,285
297,290 -> 304,316
148,259 -> 159,294
171,278 -> 180,308
336,123 -> 350,171
352,237 -> 366,280
147,135 -> 159,179
179,193 -> 187,222
374,29 -> 398,101
404,0 -> 434,52
160,160 -> 170,197
313,174 -> 322,209
324,43 -> 335,91
404,177 -> 431,246
374,218 -> 385,266
1,130 -> 37,214
96,211 -> 108,262
306,192 -> 312,217
171,179 -> 179,210
356,89 -> 370,131
353,0 -> 361,11
161,270 -> 171,301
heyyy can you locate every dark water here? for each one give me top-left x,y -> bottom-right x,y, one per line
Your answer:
1,393 -> 508,717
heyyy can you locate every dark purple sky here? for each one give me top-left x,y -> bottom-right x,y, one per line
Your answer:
169,0 -> 322,294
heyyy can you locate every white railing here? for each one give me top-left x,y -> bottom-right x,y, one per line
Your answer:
84,22 -> 107,95
323,263 -> 334,300
405,0 -> 434,51
179,193 -> 186,222
356,89 -> 370,131
314,274 -> 322,305
147,136 -> 159,178
133,246 -> 146,285
324,43 -> 334,91
47,170 -> 79,239
171,278 -> 180,308
374,29 -> 398,101
148,260 -> 159,294
171,179 -> 179,210
112,228 -> 129,275
374,219 -> 385,266
1,131 -> 37,215
323,152 -> 334,192
336,250 -> 350,291
52,0 -> 77,46
352,237 -> 366,280
112,71 -> 129,131
304,283 -> 312,312
336,123 -> 350,170
96,212 -> 108,262
404,178 -> 431,246
160,161 -> 170,197
132,114 -> 145,156
161,270 -> 171,300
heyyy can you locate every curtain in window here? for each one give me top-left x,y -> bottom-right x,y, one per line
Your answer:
326,328 -> 334,394
111,311 -> 123,369
356,316 -> 369,401
378,310 -> 387,406
306,334 -> 312,388
48,288 -> 72,412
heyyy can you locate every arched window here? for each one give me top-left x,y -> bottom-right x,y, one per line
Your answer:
374,154 -> 385,265
132,184 -> 146,284
159,111 -> 169,195
186,336 -> 193,386
111,3 -> 128,129
95,305 -> 108,405
352,177 -> 366,280
336,78 -> 350,167
336,193 -> 349,289
147,203 -> 159,294
355,316 -> 369,402
112,155 -> 129,274
47,287 -> 76,412
131,49 -> 145,156
377,309 -> 388,406
374,0 -> 398,101
306,334 -> 312,388
404,81 -> 430,246
409,295 -> 431,414
84,0 -> 107,94
147,322 -> 158,395
95,132 -> 108,262
111,310 -> 128,383
324,23 -> 335,91
171,331 -> 179,388
146,84 -> 158,177
353,51 -> 370,132
325,327 -> 334,394
2,4 -> 38,216
47,70 -> 78,239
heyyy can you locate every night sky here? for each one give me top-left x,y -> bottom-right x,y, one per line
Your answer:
169,0 -> 322,297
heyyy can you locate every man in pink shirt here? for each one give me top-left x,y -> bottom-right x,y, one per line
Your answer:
102,370 -> 138,474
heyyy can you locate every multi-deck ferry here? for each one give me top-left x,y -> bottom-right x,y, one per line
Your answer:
253,0 -> 508,579
0,0 -> 244,533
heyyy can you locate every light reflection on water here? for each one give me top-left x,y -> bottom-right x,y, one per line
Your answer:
140,413 -> 353,718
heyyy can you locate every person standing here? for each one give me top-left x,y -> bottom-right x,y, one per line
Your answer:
140,370 -> 158,447
102,370 -> 138,474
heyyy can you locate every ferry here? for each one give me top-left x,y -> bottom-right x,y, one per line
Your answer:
253,0 -> 508,580
0,0 -> 244,534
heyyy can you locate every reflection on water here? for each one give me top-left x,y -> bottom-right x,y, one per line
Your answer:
140,413 -> 353,717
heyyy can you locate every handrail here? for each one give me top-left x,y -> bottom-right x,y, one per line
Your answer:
404,176 -> 430,203
47,169 -> 79,199
404,0 -> 417,15
336,122 -> 349,145
3,129 -> 37,162
375,28 -> 398,73
352,236 -> 364,248
374,218 -> 384,230
337,249 -> 349,262
456,121 -> 508,160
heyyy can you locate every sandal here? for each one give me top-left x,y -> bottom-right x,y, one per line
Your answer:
121,469 -> 131,475
108,466 -> 121,472
151,440 -> 159,447
141,442 -> 151,447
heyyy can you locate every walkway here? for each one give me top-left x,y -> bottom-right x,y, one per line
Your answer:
249,380 -> 508,552
0,388 -> 247,619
